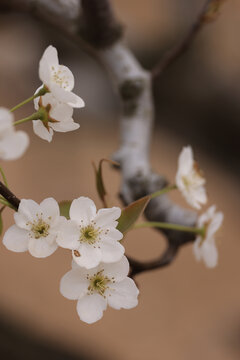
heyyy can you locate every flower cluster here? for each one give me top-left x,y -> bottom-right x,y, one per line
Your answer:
34,45 -> 84,142
0,45 -> 84,162
3,196 -> 139,324
176,146 -> 223,268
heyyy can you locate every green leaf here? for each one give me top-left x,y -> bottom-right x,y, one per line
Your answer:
93,159 -> 119,207
117,195 -> 150,234
59,200 -> 72,219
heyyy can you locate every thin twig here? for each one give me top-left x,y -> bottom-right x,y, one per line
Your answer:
152,0 -> 213,78
0,181 -> 20,210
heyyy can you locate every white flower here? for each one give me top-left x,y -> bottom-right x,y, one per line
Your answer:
33,88 -> 80,142
193,205 -> 223,268
60,256 -> 139,324
0,107 -> 29,160
3,198 -> 64,258
57,197 -> 124,269
176,146 -> 207,209
39,45 -> 85,108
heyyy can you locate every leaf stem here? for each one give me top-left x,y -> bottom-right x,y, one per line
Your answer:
10,86 -> 48,112
150,184 -> 177,199
134,221 -> 204,236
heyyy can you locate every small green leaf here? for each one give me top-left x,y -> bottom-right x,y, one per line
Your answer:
93,159 -> 119,208
117,195 -> 150,234
59,201 -> 72,219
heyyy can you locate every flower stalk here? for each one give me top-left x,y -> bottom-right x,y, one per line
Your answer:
134,221 -> 205,237
13,110 -> 44,126
10,86 -> 48,113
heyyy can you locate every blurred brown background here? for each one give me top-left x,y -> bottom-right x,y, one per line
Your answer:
0,0 -> 240,359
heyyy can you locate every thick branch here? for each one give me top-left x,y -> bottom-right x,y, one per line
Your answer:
80,0 -> 123,48
128,243 -> 179,278
152,0 -> 213,78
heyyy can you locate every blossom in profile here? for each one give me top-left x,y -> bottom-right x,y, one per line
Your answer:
39,45 -> 85,108
60,256 -> 139,324
193,205 -> 223,268
33,89 -> 80,142
0,107 -> 29,160
176,146 -> 207,209
57,196 -> 124,269
3,198 -> 64,258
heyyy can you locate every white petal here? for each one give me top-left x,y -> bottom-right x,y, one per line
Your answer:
72,244 -> 102,269
3,225 -> 28,252
14,212 -> 29,230
33,120 -> 53,142
177,146 -> 193,176
0,131 -> 29,160
28,235 -> 58,258
100,238 -> 124,263
49,102 -> 73,122
51,119 -> 80,132
33,85 -> 46,110
56,219 -> 79,249
52,65 -> 74,91
39,58 -> 51,86
39,46 -> 58,85
207,212 -> 224,239
201,241 -> 218,268
15,199 -> 40,224
190,187 -> 207,208
0,107 -> 13,134
76,294 -> 107,324
103,227 -> 123,241
40,198 -> 60,225
70,197 -> 96,225
95,207 -> 121,227
193,237 -> 202,262
107,278 -> 139,310
60,269 -> 88,300
103,256 -> 129,281
42,45 -> 59,67
50,84 -> 85,108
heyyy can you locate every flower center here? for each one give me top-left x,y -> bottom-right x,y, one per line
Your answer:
79,224 -> 100,244
31,218 -> 50,239
51,66 -> 69,89
87,270 -> 111,297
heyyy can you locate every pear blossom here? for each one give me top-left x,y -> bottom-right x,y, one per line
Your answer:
60,256 -> 139,324
39,45 -> 85,108
176,146 -> 207,209
193,205 -> 223,268
57,197 -> 124,269
0,107 -> 29,160
3,198 -> 64,258
33,89 -> 80,142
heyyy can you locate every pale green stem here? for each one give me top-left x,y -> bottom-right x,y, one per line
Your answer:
13,111 -> 43,126
0,197 -> 15,210
134,221 -> 204,236
0,167 -> 8,187
10,86 -> 48,112
150,184 -> 177,199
